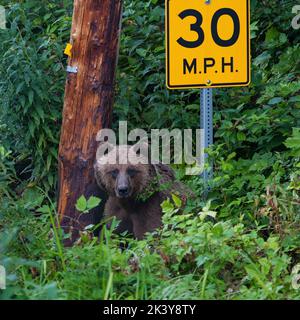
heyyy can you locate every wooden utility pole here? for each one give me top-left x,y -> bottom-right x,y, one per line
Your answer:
58,0 -> 123,244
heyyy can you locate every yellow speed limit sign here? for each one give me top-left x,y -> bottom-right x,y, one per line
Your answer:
166,0 -> 251,89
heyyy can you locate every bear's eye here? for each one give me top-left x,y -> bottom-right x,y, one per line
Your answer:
127,168 -> 139,177
108,169 -> 119,179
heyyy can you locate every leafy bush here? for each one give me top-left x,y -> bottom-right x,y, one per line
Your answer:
0,186 -> 299,300
0,145 -> 16,198
0,0 -> 72,190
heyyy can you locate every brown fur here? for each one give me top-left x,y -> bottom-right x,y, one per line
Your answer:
94,145 -> 186,239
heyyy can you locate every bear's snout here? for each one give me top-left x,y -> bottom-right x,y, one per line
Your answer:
116,173 -> 132,198
117,186 -> 130,198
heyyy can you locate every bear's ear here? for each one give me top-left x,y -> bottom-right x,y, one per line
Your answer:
94,163 -> 106,191
150,163 -> 175,181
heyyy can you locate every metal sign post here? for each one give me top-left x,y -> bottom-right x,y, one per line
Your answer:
200,88 -> 213,194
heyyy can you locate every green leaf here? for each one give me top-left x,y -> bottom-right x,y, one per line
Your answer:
285,128 -> 300,156
87,196 -> 101,210
161,199 -> 175,215
36,205 -> 51,214
136,48 -> 147,57
171,194 -> 182,208
76,195 -> 87,212
28,90 -> 34,106
268,97 -> 283,105
237,132 -> 246,141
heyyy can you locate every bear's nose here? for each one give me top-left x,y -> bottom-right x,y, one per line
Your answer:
118,186 -> 129,197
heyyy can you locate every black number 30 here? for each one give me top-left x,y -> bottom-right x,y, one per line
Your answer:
177,8 -> 240,48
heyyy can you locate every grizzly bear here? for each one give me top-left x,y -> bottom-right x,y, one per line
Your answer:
94,143 -> 186,240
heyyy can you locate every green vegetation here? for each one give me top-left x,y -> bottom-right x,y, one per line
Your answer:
0,0 -> 300,299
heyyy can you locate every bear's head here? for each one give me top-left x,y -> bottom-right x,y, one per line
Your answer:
94,143 -> 156,199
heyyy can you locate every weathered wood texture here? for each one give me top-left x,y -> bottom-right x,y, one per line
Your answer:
58,0 -> 123,244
